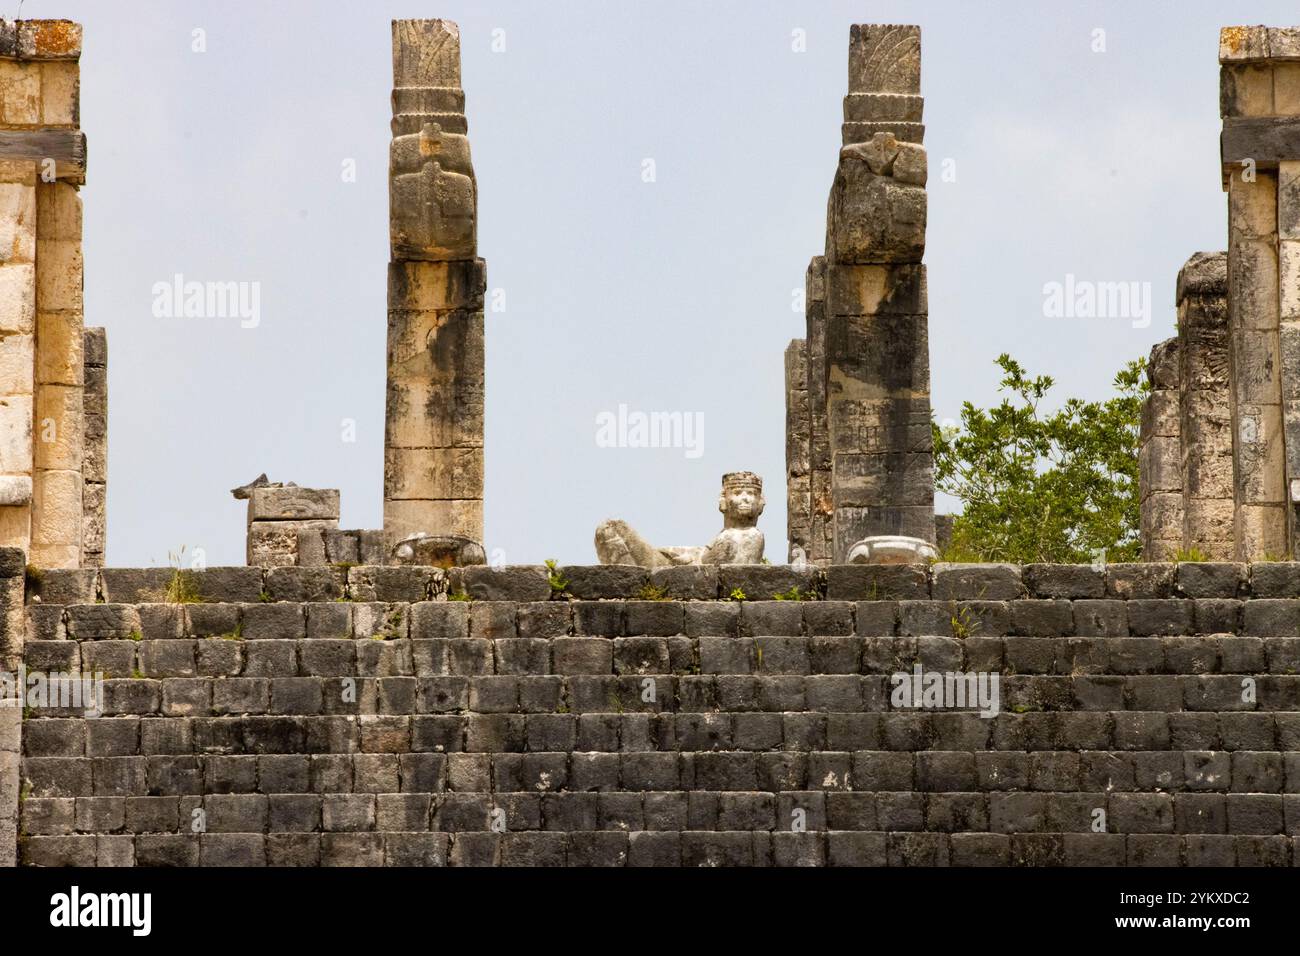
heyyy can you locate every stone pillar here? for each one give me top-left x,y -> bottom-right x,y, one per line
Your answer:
783,338 -> 810,561
384,19 -> 485,557
0,20 -> 85,568
81,326 -> 105,566
1139,339 -> 1185,560
804,256 -> 834,565
1177,253 -> 1235,558
0,548 -> 23,867
1219,27 -> 1300,558
823,25 -> 935,562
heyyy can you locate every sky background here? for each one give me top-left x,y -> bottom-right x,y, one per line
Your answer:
17,0 -> 1297,567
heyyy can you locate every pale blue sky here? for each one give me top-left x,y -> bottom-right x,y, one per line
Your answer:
20,0 -> 1297,566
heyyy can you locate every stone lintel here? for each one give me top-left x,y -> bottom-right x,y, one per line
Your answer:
0,130 -> 85,183
0,20 -> 81,61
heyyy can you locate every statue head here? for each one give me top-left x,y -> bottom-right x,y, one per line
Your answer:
718,471 -> 764,527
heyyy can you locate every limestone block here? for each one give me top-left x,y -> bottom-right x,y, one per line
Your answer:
35,183 -> 80,241
81,481 -> 103,556
834,503 -> 934,552
39,60 -> 78,127
0,181 -> 35,264
1142,390 -> 1181,439
827,263 -> 926,317
0,393 -> 32,473
33,383 -> 81,470
832,452 -> 934,507
0,262 -> 35,334
35,310 -> 83,385
841,120 -> 924,146
383,497 -> 481,547
1138,435 -> 1182,495
829,398 -> 932,457
1146,338 -> 1179,390
0,331 -> 32,387
385,380 -> 484,449
0,20 -> 83,60
1235,403 -> 1286,504
1230,328 -> 1282,404
843,92 -> 923,123
1269,27 -> 1300,60
1219,26 -> 1270,64
848,24 -> 920,95
0,475 -> 29,505
1141,492 -> 1184,554
0,503 -> 27,550
1228,174 -> 1276,241
1219,64 -> 1274,118
82,325 -> 105,366
387,259 -> 485,312
0,59 -> 40,126
389,126 -> 477,261
824,313 -> 929,398
1229,239 -> 1280,331
828,149 -> 926,264
1276,64 -> 1300,116
892,143 -> 927,186
246,487 -> 339,523
1237,502 -> 1288,560
30,467 -> 80,546
392,19 -> 462,89
1183,498 -> 1236,559
35,238 -> 82,311
383,446 -> 483,500
1177,251 -> 1229,301
1280,322 -> 1300,401
247,519 -> 337,568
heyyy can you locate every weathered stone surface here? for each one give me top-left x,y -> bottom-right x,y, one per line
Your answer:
247,487 -> 339,523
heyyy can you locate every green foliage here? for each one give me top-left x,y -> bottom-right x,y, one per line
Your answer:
728,587 -> 747,602
1173,547 -> 1209,563
933,353 -> 1146,564
635,583 -> 670,601
447,588 -> 471,602
544,559 -> 569,595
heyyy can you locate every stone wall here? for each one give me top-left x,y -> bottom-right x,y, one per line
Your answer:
8,557 -> 1300,867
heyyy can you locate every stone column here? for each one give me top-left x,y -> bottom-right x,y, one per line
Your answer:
81,326 -> 105,566
823,25 -> 935,562
783,338 -> 810,561
804,256 -> 834,565
384,20 -> 485,557
1219,27 -> 1300,558
0,20 -> 85,568
0,547 -> 23,866
1139,339 -> 1184,560
1176,252 -> 1235,558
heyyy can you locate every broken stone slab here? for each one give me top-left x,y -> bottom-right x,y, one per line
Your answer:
390,532 -> 485,568
246,487 -> 339,523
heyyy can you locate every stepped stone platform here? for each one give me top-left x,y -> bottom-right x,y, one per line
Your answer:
6,553 -> 1300,867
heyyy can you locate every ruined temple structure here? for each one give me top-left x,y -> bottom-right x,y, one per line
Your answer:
11,16 -> 1300,872
1140,27 -> 1300,561
785,25 -> 936,566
